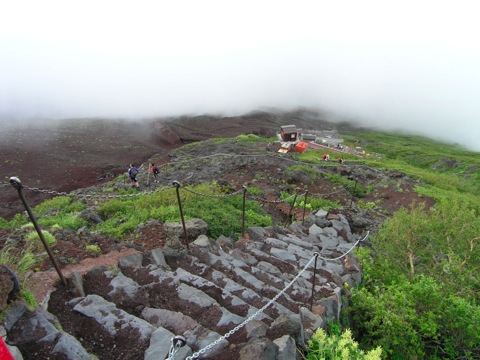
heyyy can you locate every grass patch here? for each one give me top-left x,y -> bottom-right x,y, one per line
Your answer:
95,182 -> 272,239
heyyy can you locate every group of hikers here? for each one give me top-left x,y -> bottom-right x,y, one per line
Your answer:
322,153 -> 344,164
127,162 -> 160,188
129,153 -> 344,188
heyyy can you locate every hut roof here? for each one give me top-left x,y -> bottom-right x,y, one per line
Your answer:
280,125 -> 297,134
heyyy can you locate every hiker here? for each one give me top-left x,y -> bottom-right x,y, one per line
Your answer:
150,162 -> 160,183
128,164 -> 140,188
338,157 -> 344,164
322,154 -> 329,161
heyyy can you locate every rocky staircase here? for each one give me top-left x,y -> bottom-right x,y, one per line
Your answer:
2,209 -> 365,360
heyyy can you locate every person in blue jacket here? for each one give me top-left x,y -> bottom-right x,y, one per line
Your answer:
128,163 -> 140,188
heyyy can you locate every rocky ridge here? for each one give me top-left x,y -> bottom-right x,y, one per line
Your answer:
2,208 -> 364,359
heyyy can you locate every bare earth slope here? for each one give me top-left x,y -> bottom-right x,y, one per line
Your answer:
0,109 -> 329,220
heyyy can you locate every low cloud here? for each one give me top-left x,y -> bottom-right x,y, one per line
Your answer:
1,1 -> 479,151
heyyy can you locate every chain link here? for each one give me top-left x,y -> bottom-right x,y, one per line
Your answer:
309,187 -> 346,198
245,190 -> 307,204
245,193 -> 288,204
181,186 -> 244,198
20,184 -> 174,200
316,231 -> 370,262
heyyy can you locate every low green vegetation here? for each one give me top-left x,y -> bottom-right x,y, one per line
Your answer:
308,129 -> 480,359
297,148 -> 359,164
21,289 -> 38,309
280,190 -> 340,211
306,326 -> 383,360
26,229 -> 56,248
96,182 -> 271,239
85,244 -> 101,254
342,129 -> 480,196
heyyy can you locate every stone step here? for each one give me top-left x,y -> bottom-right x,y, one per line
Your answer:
142,308 -> 227,359
173,268 -> 267,320
167,253 -> 296,320
187,250 -> 307,314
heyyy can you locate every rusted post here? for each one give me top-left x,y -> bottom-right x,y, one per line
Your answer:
241,186 -> 247,237
310,253 -> 319,311
147,163 -> 152,186
302,190 -> 309,225
9,177 -> 67,286
173,181 -> 189,250
285,188 -> 300,227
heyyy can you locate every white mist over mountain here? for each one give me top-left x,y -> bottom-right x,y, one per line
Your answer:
1,1 -> 479,150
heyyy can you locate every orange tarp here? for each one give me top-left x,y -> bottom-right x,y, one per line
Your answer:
295,141 -> 308,153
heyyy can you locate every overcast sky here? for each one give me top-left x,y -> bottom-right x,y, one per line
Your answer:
1,1 -> 479,150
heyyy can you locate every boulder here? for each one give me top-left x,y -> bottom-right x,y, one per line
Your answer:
239,338 -> 278,360
164,218 -> 208,240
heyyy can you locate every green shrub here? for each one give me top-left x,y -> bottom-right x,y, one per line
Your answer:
0,217 -> 9,228
33,196 -> 73,215
85,244 -> 101,254
38,214 -> 87,230
0,246 -> 16,268
22,290 -> 38,309
351,197 -> 480,359
26,230 -> 56,248
280,191 -> 339,211
236,134 -> 266,142
17,252 -> 38,273
95,182 -> 272,239
350,275 -> 480,359
370,199 -> 480,296
306,327 -> 383,360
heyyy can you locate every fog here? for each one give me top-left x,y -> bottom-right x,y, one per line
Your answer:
1,1 -> 479,150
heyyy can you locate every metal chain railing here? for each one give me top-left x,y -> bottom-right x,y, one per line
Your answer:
181,186 -> 244,198
317,231 -> 370,262
181,252 -> 319,360
245,191 -> 300,204
19,184 -> 174,200
4,180 -> 347,207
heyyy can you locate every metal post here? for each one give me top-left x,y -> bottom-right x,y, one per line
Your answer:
172,181 -> 189,250
285,188 -> 300,227
147,163 -> 152,186
241,186 -> 247,238
310,253 -> 319,311
9,177 -> 67,286
167,335 -> 186,360
302,190 -> 309,225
